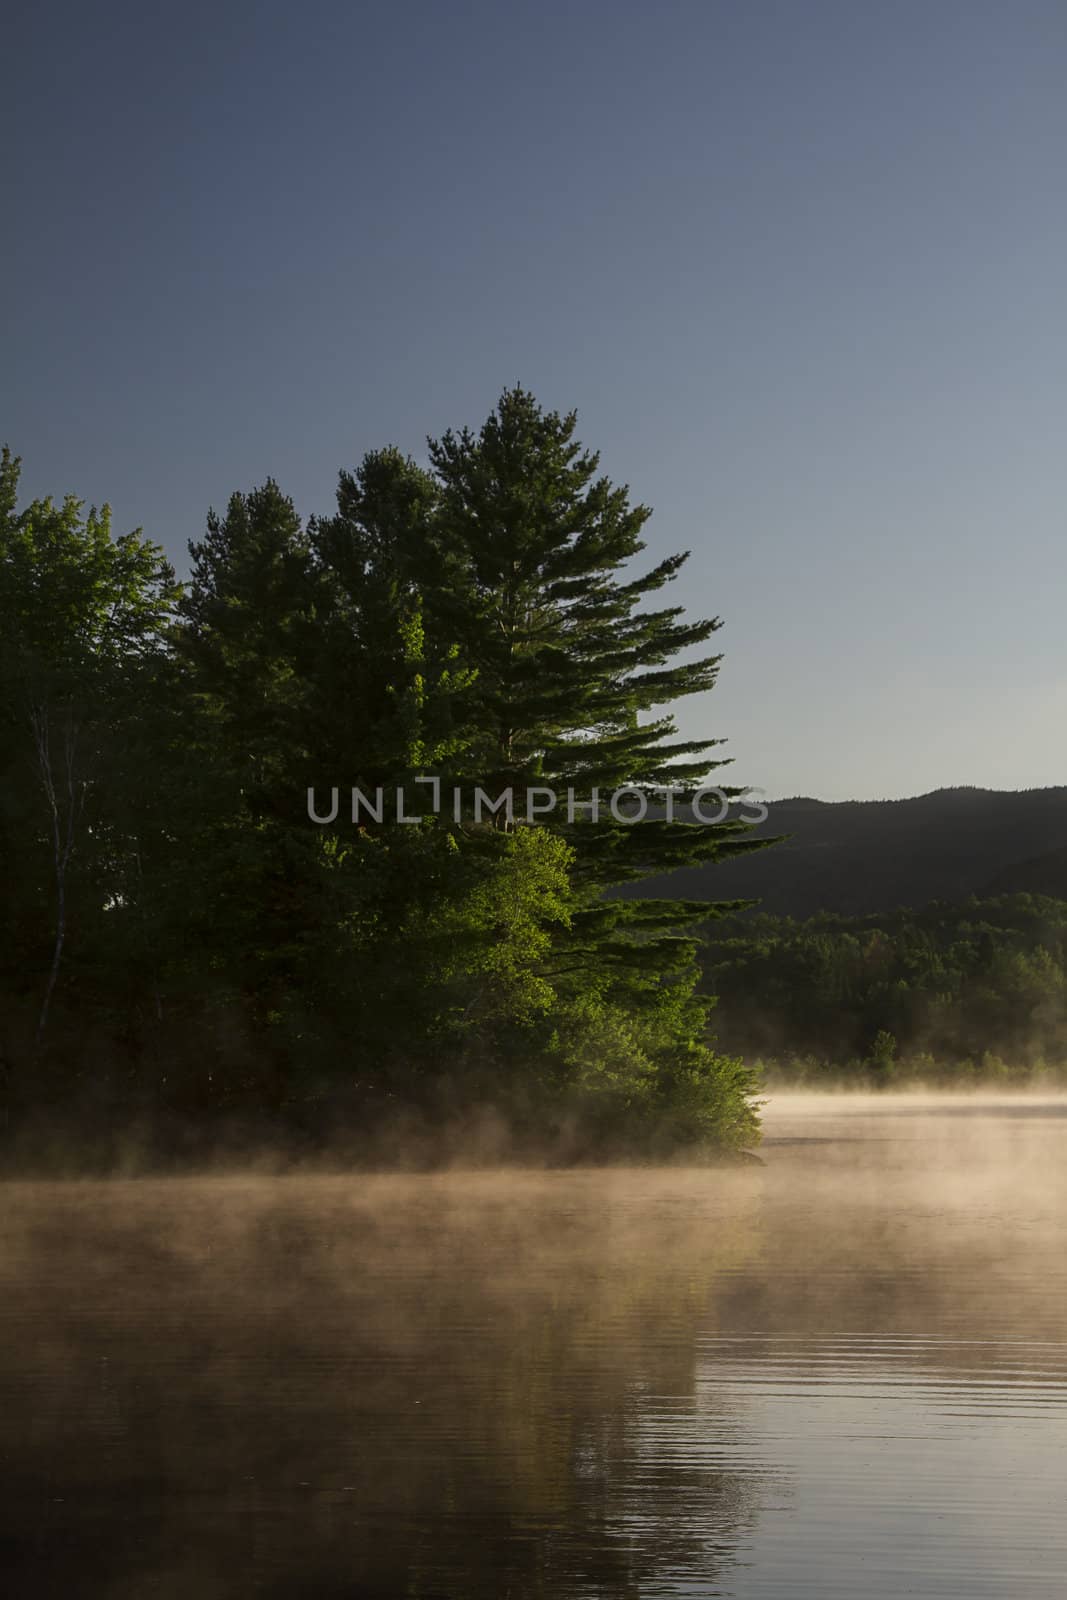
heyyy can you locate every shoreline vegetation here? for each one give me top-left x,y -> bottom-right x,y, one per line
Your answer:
756,1060 -> 1067,1091
0,391 -> 768,1167
699,893 -> 1067,1090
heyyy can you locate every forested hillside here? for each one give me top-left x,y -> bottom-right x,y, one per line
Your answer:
623,788 -> 1067,916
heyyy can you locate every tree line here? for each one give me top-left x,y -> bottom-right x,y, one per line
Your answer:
0,389 -> 768,1161
698,894 -> 1067,1083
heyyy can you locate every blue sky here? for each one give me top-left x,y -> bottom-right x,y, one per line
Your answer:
5,0 -> 1065,799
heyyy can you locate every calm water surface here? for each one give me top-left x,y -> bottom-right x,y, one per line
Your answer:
2,1093 -> 1066,1597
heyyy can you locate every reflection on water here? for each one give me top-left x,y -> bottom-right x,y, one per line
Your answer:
2,1094 -> 1066,1597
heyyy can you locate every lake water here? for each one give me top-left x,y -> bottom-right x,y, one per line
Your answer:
2,1092 -> 1066,1597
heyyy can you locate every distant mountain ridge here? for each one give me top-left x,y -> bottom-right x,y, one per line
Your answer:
621,786 -> 1067,918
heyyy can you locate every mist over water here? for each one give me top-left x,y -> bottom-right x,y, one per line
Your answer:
2,1093 -> 1066,1597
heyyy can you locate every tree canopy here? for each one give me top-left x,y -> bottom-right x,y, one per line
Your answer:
0,396 -> 770,1164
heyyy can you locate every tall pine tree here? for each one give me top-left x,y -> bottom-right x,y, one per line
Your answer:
327,391 -> 770,1149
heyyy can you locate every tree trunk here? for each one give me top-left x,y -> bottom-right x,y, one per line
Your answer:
31,703 -> 83,1050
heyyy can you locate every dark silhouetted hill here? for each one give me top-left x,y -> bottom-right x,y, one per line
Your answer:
979,843 -> 1067,901
621,786 -> 1067,917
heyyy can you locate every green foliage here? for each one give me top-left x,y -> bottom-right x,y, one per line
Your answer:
0,446 -> 180,1063
699,895 -> 1067,1083
0,393 -> 766,1158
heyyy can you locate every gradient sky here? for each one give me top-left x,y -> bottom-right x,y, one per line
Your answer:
5,0 -> 1065,800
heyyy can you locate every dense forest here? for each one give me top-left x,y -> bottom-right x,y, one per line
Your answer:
0,390 -> 772,1164
699,894 -> 1067,1083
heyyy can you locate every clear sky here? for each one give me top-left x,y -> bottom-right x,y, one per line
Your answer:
5,0 -> 1065,800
